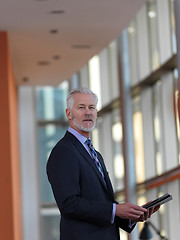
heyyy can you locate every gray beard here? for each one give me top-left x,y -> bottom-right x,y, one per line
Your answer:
71,112 -> 96,133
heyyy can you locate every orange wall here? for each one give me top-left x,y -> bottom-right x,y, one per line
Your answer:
0,32 -> 22,240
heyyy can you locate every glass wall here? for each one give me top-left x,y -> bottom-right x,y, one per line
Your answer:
128,0 -> 179,176
36,82 -> 69,240
33,1 -> 180,240
132,96 -> 145,183
112,108 -> 124,191
127,0 -> 180,239
147,0 -> 160,71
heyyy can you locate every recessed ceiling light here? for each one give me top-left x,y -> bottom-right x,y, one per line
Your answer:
72,45 -> 91,49
22,77 -> 29,82
38,61 -> 50,66
50,10 -> 65,14
53,55 -> 61,60
50,29 -> 58,34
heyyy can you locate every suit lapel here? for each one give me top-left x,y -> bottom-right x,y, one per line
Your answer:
65,131 -> 114,198
76,142 -> 107,188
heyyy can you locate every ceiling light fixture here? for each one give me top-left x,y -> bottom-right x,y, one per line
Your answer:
72,45 -> 91,49
50,10 -> 65,14
50,29 -> 58,34
22,77 -> 29,82
38,61 -> 50,66
53,55 -> 61,60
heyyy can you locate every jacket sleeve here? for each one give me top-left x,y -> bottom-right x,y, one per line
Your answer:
115,216 -> 136,233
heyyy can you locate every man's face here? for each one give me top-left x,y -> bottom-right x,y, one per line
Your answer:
66,93 -> 97,136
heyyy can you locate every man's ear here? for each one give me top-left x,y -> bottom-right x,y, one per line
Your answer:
66,108 -> 72,120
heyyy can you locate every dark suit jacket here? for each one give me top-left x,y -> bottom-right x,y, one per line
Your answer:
47,131 -> 136,240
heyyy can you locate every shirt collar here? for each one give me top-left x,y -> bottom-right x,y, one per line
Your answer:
68,127 -> 88,144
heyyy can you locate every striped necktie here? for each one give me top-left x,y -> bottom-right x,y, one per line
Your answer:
86,138 -> 106,186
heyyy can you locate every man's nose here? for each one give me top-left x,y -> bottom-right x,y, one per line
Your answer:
85,107 -> 91,114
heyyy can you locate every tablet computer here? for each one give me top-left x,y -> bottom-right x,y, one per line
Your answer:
143,193 -> 173,209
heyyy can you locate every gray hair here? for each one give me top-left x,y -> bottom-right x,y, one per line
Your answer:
66,87 -> 98,109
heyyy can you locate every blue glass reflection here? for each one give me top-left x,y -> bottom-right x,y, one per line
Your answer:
36,86 -> 68,120
38,125 -> 67,203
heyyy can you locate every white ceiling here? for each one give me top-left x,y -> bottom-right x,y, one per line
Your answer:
0,0 -> 146,86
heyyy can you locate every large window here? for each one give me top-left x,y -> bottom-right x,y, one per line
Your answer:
127,0 -> 180,239
36,84 -> 68,121
20,1 -> 180,240
36,82 -> 69,240
147,0 -> 160,71
132,96 -> 145,183
112,108 -> 124,191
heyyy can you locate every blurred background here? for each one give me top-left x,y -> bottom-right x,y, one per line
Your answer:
0,0 -> 180,240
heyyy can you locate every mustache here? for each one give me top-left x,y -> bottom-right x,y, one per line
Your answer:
83,116 -> 93,121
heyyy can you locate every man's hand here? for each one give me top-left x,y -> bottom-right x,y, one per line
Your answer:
115,203 -> 147,221
138,204 -> 161,222
115,203 -> 161,222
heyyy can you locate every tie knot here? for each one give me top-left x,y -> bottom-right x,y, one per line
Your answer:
86,138 -> 96,157
86,138 -> 94,150
86,138 -> 92,146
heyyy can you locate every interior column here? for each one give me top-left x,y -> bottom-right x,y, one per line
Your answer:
0,31 -> 22,240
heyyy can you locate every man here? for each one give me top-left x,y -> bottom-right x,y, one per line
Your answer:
46,87 -> 159,240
